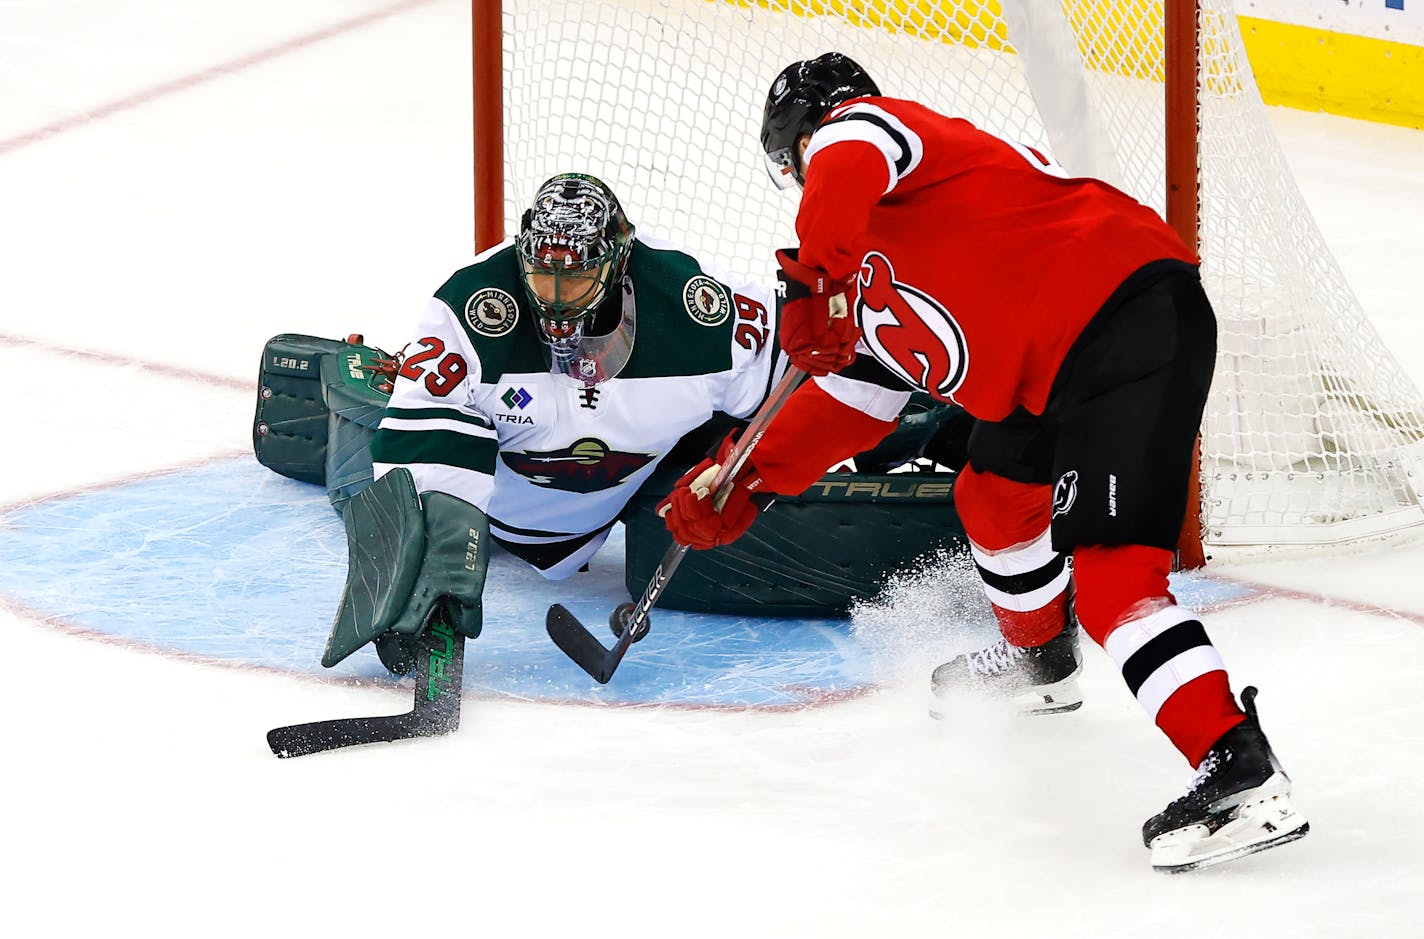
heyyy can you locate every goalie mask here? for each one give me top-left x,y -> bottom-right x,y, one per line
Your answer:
517,173 -> 636,385
761,52 -> 880,189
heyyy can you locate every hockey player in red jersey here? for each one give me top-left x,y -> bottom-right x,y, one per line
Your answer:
659,53 -> 1308,872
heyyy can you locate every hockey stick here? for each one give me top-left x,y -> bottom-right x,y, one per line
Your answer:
547,366 -> 807,684
268,616 -> 466,758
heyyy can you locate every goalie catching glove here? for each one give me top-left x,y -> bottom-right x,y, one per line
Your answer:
321,467 -> 490,676
657,430 -> 776,550
776,247 -> 859,376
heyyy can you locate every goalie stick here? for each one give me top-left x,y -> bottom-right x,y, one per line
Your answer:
267,617 -> 466,758
547,366 -> 807,684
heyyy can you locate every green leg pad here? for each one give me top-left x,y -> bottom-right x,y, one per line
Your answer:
386,492 -> 489,642
322,469 -> 426,667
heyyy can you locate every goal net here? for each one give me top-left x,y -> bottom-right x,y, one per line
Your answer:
484,0 -> 1424,552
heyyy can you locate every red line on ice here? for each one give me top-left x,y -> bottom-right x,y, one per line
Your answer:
0,331 -> 251,390
0,0 -> 436,156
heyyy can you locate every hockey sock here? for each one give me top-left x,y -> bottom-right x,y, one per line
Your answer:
970,529 -> 1071,647
956,468 -> 1069,647
1070,543 -> 1174,643
1075,545 -> 1245,765
1154,670 -> 1246,767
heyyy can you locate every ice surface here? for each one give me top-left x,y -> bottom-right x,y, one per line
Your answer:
3,3 -> 1423,937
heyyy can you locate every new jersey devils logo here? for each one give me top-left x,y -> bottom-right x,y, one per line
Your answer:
1052,470 -> 1079,518
856,252 -> 968,401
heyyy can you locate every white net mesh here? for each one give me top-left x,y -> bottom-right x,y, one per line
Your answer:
498,0 -> 1424,549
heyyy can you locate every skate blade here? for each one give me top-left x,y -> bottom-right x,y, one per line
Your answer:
1010,675 -> 1084,715
1149,789 -> 1309,873
929,676 -> 1083,720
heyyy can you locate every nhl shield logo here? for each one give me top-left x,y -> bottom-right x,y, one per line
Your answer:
683,275 -> 730,326
465,287 -> 519,338
1052,470 -> 1079,518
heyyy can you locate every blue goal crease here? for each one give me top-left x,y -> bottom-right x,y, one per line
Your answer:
0,457 -> 1258,708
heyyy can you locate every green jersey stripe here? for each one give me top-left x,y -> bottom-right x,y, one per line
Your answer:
371,427 -> 497,473
384,406 -> 493,429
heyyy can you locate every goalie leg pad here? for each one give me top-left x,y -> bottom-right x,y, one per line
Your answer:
388,491 -> 490,642
322,472 -> 492,669
322,468 -> 427,667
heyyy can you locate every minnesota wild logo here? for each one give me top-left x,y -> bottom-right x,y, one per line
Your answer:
683,275 -> 730,326
500,437 -> 655,493
465,287 -> 519,337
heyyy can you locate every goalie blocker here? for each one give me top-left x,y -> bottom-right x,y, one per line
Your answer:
251,333 -> 973,617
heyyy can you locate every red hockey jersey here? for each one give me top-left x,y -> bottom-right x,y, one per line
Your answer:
795,96 -> 1196,422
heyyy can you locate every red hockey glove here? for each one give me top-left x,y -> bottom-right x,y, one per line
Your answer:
657,432 -> 770,550
776,248 -> 859,376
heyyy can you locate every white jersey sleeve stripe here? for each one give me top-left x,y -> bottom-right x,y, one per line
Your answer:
805,102 -> 924,195
813,371 -> 912,422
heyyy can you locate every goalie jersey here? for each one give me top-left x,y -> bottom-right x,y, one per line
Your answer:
370,235 -> 787,577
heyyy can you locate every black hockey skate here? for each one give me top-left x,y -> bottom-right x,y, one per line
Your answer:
929,625 -> 1082,717
1143,686 -> 1309,873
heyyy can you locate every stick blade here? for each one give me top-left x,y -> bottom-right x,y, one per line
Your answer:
266,629 -> 465,758
546,603 -> 628,684
267,714 -> 421,758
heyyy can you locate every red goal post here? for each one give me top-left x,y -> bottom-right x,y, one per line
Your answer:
472,0 -> 1424,564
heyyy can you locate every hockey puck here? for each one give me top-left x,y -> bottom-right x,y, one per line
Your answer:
609,602 -> 646,642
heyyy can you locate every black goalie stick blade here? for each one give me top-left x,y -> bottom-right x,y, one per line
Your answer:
267,712 -> 427,759
267,624 -> 466,758
546,603 -> 633,685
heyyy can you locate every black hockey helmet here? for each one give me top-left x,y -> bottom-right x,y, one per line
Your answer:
516,173 -> 635,348
761,52 -> 880,189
